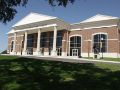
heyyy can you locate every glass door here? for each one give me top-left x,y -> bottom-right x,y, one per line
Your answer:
72,49 -> 78,56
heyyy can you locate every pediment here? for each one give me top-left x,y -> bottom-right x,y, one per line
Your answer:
81,14 -> 118,23
13,12 -> 57,27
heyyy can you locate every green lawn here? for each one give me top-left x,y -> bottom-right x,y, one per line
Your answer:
84,57 -> 120,62
0,55 -> 120,90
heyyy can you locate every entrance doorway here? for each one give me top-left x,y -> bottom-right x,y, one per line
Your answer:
70,36 -> 81,56
72,49 -> 78,56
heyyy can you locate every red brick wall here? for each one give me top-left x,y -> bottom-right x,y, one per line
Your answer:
8,35 -> 14,52
8,34 -> 24,53
69,26 -> 118,53
8,26 -> 119,55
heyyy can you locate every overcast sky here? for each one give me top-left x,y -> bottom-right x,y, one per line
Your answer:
0,0 -> 120,52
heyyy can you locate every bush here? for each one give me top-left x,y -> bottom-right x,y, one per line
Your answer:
1,50 -> 7,54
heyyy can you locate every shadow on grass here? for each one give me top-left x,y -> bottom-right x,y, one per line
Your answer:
0,57 -> 120,90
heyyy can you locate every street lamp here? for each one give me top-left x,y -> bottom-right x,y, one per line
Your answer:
100,37 -> 104,59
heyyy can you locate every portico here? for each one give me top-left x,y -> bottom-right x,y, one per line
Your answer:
8,13 -> 69,56
20,24 -> 59,56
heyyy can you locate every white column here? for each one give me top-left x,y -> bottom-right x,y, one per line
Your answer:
36,29 -> 42,55
51,26 -> 57,56
23,31 -> 27,55
13,32 -> 16,54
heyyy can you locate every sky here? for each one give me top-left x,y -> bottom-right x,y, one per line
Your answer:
0,0 -> 120,53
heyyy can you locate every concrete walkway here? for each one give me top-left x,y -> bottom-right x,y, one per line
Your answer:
1,54 -> 120,64
20,55 -> 120,65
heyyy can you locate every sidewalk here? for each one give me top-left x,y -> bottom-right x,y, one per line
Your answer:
1,54 -> 120,64
22,55 -> 120,64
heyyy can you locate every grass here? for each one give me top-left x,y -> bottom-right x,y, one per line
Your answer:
102,57 -> 120,61
84,57 -> 120,61
0,55 -> 120,90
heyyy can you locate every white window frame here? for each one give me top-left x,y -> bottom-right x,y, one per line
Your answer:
69,34 -> 82,56
92,32 -> 108,53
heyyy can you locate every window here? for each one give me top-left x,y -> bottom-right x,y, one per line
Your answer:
33,33 -> 37,48
93,34 -> 107,53
27,34 -> 34,47
70,36 -> 81,48
56,31 -> 62,56
57,31 -> 62,48
70,36 -> 81,56
40,32 -> 48,48
49,31 -> 53,48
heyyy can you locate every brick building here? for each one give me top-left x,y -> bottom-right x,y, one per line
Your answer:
7,13 -> 120,58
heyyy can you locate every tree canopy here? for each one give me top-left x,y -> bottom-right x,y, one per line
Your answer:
0,0 -> 75,23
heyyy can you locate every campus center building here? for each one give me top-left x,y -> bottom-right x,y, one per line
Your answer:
8,13 -> 120,58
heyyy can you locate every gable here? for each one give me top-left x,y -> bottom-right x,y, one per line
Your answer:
81,14 -> 118,23
13,12 -> 57,27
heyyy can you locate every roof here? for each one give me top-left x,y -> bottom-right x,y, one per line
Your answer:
7,29 -> 15,34
13,12 -> 57,27
80,14 -> 119,23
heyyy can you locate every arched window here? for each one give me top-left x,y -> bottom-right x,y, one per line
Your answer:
70,36 -> 81,56
93,34 -> 107,53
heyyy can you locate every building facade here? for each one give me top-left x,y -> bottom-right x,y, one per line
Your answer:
8,13 -> 120,58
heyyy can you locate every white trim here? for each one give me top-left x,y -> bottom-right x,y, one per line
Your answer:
69,34 -> 82,56
62,40 -> 66,41
44,52 -> 49,56
15,24 -> 57,33
23,31 -> 27,55
70,25 -> 117,31
8,35 -> 24,38
36,29 -> 41,52
16,52 -> 21,55
8,24 -> 57,34
70,28 -> 82,31
84,25 -> 117,30
62,52 -> 67,56
51,26 -> 57,56
108,39 -> 118,40
8,36 -> 14,38
84,40 -> 92,41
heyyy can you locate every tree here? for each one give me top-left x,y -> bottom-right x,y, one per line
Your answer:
0,0 -> 75,23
